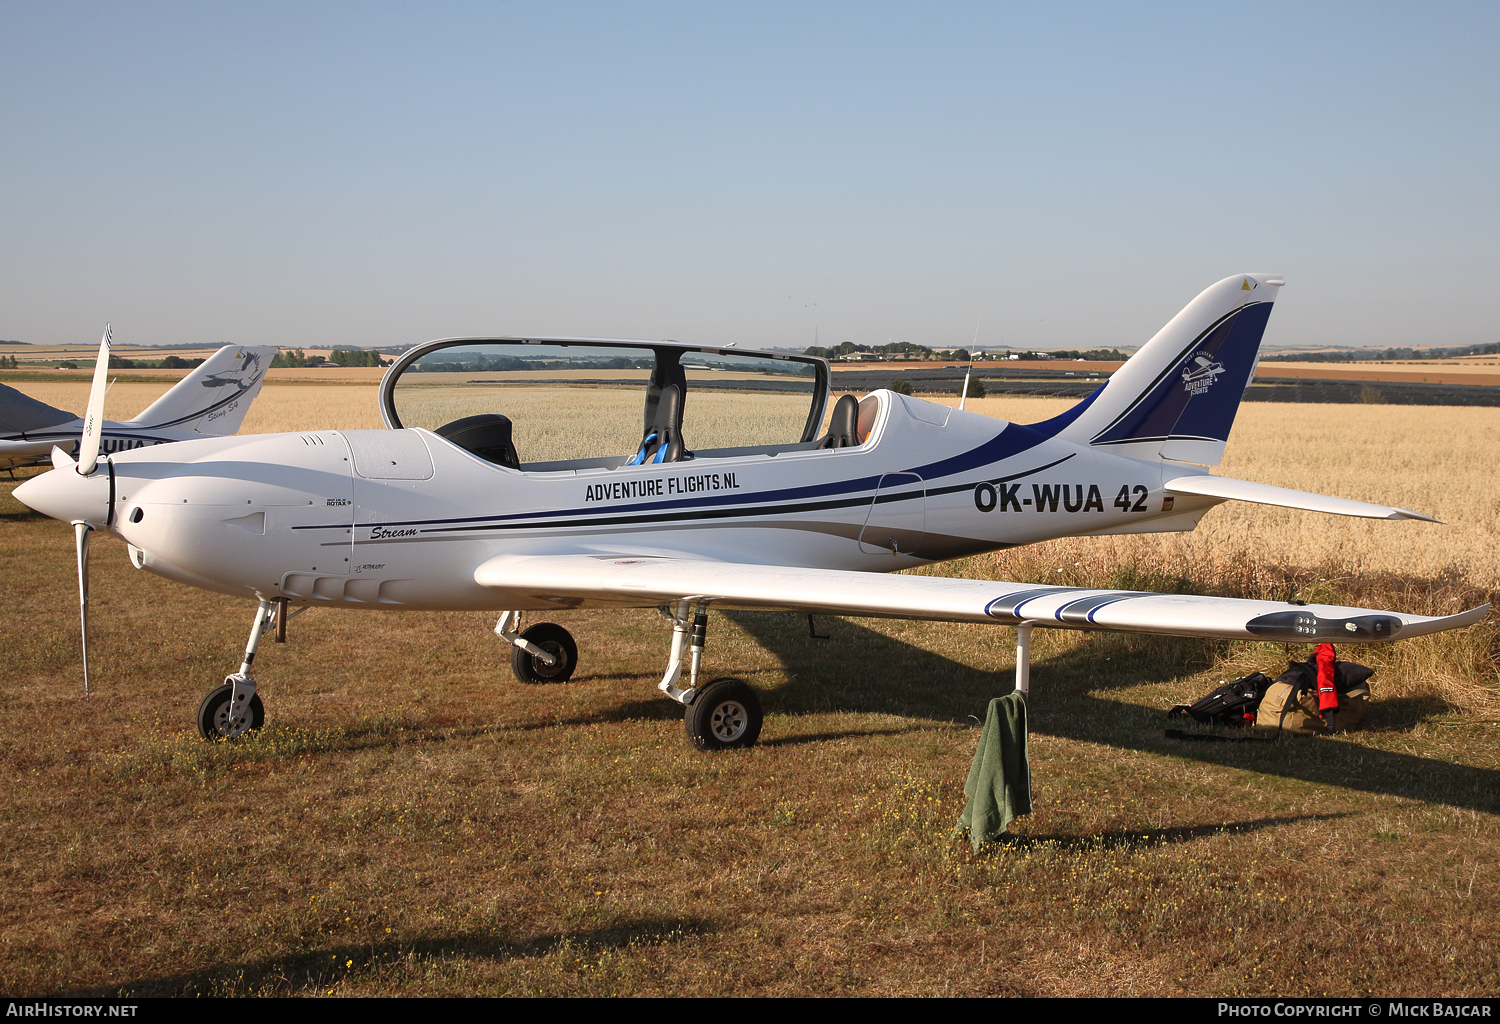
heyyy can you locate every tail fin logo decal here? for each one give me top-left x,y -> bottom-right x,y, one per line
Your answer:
199,350 -> 266,393
1180,352 -> 1226,395
1241,278 -> 1255,290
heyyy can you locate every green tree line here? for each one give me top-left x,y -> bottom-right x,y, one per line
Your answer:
271,348 -> 389,368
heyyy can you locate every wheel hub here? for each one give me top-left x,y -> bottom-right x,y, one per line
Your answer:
532,641 -> 564,677
212,700 -> 254,739
709,700 -> 747,742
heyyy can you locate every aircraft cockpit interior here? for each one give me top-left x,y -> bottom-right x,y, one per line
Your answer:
379,339 -> 877,472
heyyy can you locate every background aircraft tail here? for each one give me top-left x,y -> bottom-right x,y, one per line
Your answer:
1042,273 -> 1283,465
127,345 -> 277,435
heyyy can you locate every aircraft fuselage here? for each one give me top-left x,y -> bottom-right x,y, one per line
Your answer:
77,392 -> 1216,610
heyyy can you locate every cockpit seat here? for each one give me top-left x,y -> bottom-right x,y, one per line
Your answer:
817,393 -> 860,448
627,383 -> 689,465
434,414 -> 521,469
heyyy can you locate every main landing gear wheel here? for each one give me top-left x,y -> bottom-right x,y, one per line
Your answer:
510,622 -> 578,684
196,683 -> 265,741
685,678 -> 762,751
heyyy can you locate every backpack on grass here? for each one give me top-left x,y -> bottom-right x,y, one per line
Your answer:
1167,645 -> 1375,741
1167,672 -> 1273,728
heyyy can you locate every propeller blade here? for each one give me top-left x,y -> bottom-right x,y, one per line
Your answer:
77,324 -> 112,477
74,521 -> 92,699
50,445 -> 77,471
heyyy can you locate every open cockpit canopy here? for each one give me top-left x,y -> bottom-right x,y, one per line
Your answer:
379,338 -> 834,471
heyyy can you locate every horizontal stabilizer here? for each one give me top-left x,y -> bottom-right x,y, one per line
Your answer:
474,554 -> 1485,643
1164,475 -> 1439,522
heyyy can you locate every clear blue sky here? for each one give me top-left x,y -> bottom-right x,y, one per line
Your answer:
2,2 -> 1496,352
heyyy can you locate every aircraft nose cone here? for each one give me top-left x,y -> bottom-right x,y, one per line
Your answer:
13,465 -> 112,526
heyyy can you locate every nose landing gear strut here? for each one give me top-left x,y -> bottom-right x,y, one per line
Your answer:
196,598 -> 274,741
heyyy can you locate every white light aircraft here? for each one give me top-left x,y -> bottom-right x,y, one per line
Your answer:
14,275 -> 1488,748
0,328 -> 276,470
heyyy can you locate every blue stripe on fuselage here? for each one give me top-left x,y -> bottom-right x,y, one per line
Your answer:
295,422 -> 1068,533
901,421 -> 1053,480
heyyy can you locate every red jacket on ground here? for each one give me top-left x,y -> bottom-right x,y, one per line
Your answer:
1314,642 -> 1339,714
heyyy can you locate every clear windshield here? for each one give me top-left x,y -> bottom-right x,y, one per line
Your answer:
390,344 -> 650,465
678,350 -> 819,451
383,341 -> 827,468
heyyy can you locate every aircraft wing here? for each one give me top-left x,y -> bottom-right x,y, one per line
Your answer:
0,437 -> 67,470
473,554 -> 1488,643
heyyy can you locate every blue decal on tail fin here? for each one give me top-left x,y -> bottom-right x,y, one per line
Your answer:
127,346 -> 276,434
1091,301 -> 1271,448
1034,274 -> 1282,465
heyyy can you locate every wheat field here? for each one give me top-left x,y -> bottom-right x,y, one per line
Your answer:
17,381 -> 388,434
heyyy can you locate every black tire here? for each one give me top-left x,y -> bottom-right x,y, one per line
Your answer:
196,683 -> 265,742
685,678 -> 762,751
510,623 -> 578,684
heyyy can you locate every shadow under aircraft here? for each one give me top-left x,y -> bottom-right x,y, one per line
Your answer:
722,610 -> 1500,817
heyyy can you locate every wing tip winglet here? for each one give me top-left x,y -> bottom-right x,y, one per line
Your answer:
1451,603 -> 1492,628
1404,603 -> 1491,637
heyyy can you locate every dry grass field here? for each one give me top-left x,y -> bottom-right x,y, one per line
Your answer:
1,381 -> 1495,997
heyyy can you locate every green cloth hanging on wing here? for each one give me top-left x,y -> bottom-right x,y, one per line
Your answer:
956,692 -> 1032,851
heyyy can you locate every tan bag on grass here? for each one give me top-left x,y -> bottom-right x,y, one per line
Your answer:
1255,678 -> 1371,735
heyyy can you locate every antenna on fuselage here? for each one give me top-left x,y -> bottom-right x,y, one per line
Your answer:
958,315 -> 979,411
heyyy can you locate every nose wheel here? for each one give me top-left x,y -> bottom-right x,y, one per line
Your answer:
197,681 -> 265,740
509,622 -> 578,684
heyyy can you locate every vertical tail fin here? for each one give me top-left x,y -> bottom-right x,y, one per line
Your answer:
126,346 -> 277,435
1045,274 -> 1283,465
